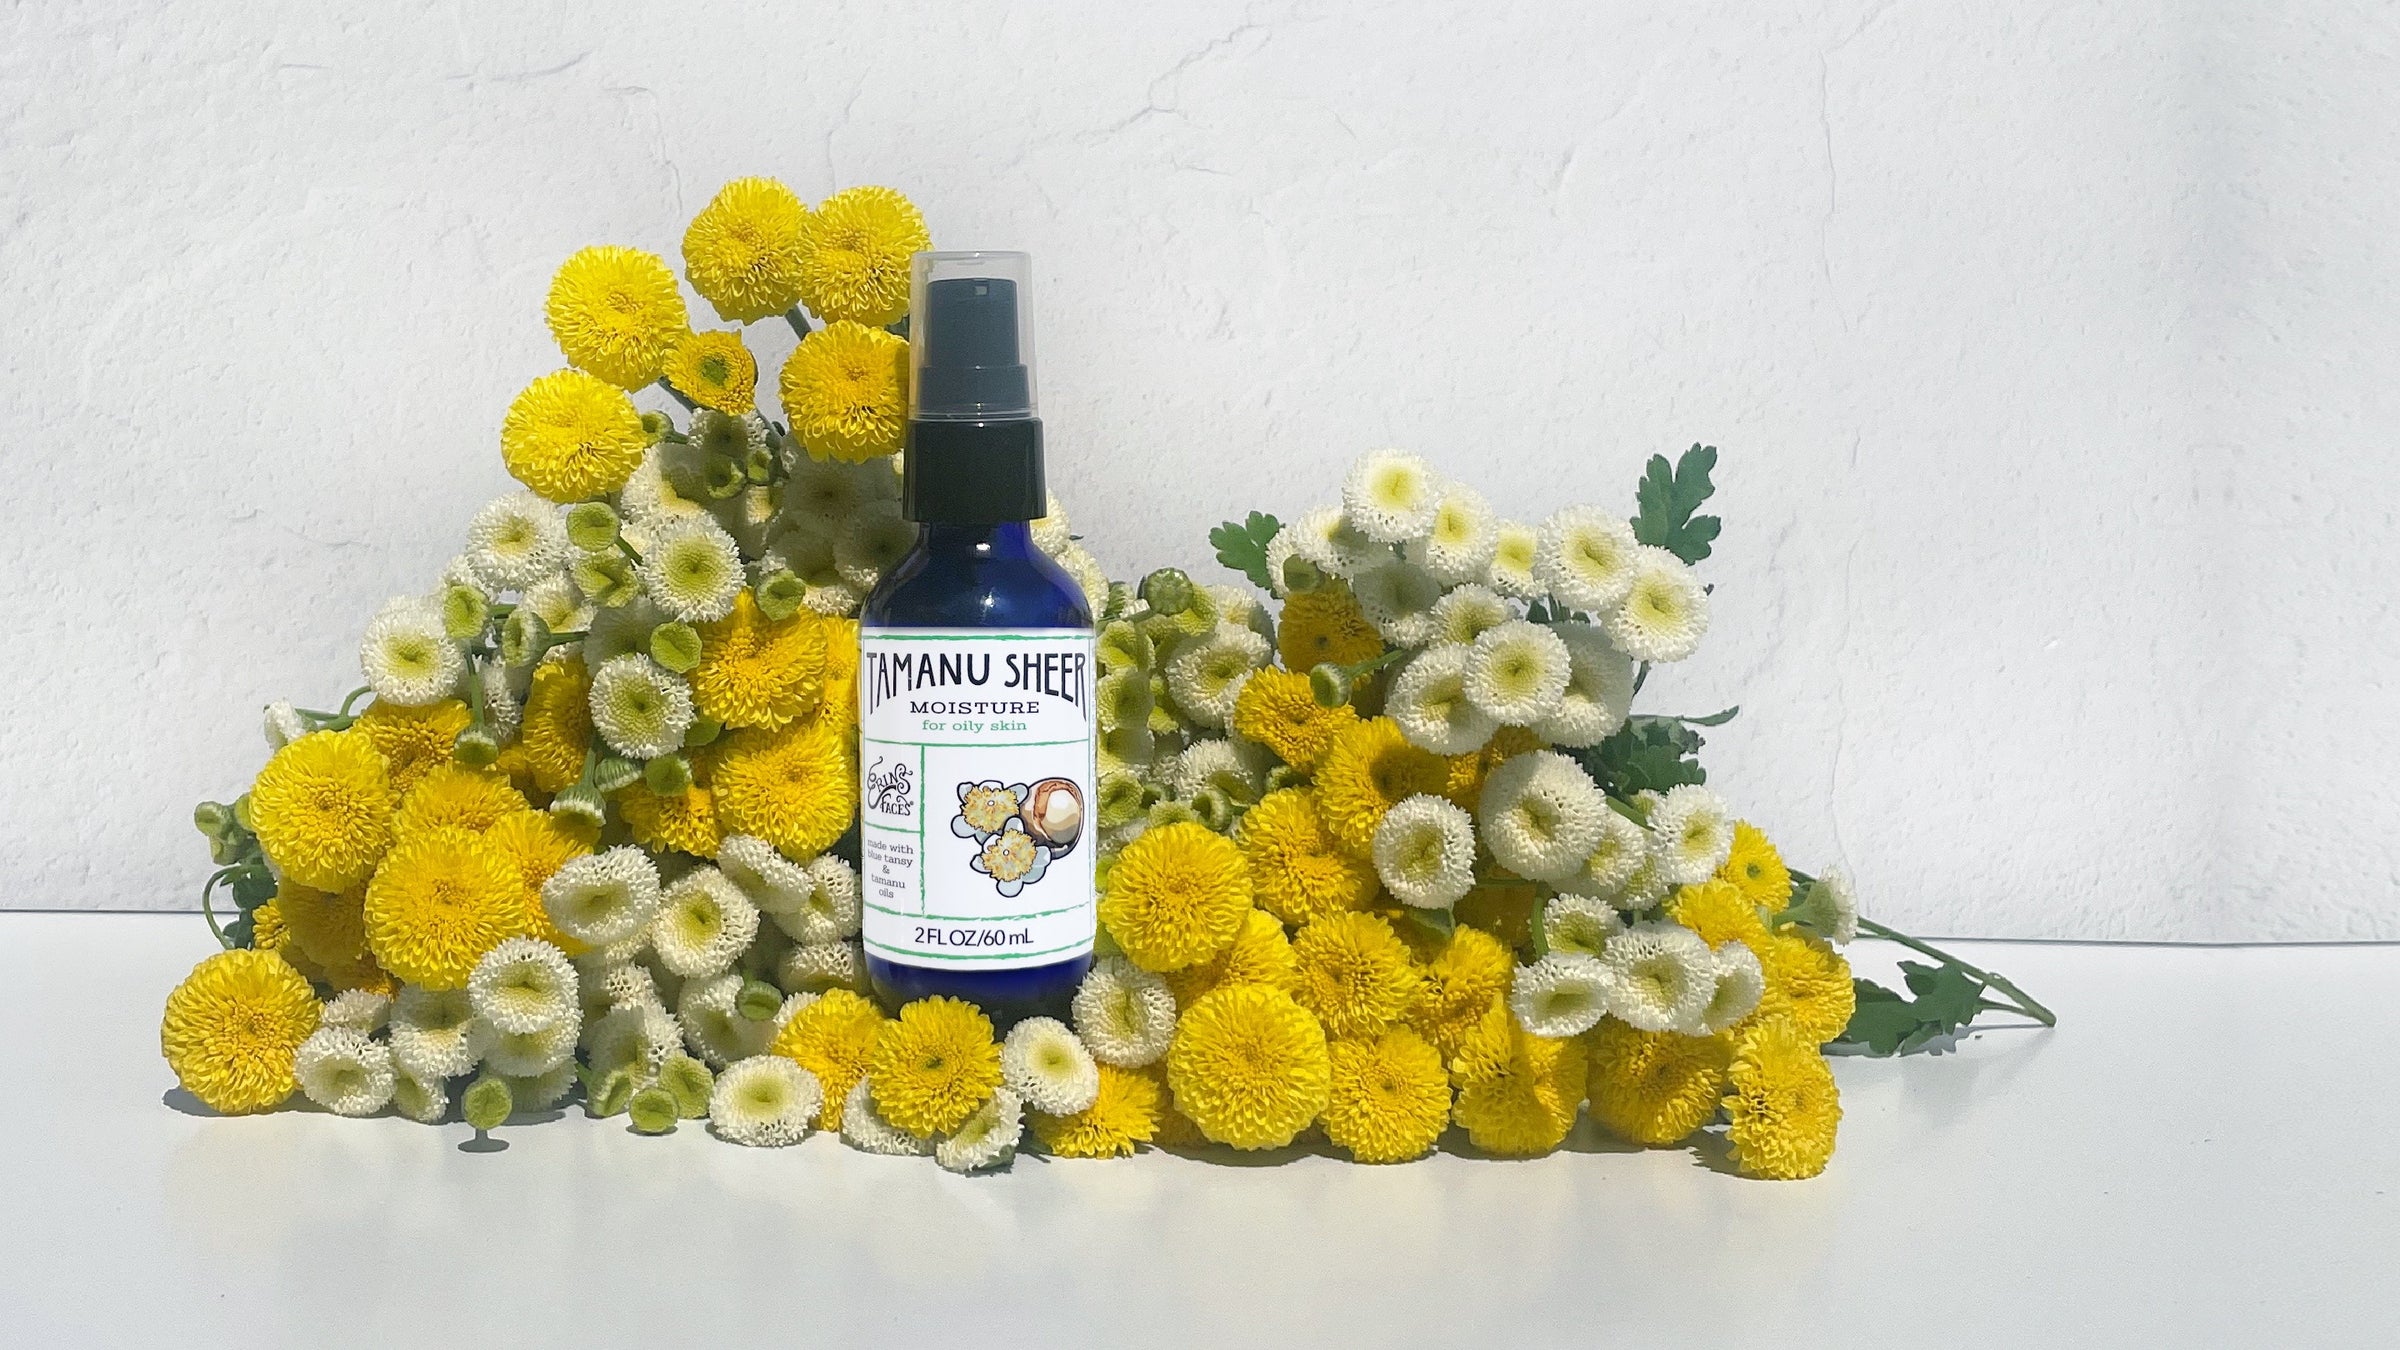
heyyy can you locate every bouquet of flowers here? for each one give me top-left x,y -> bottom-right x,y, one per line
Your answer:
162,175 -> 2047,1178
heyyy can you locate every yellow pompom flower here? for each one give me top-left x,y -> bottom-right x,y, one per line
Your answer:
160,949 -> 321,1115
1165,984 -> 1330,1151
1313,717 -> 1449,858
351,699 -> 471,800
710,717 -> 856,858
615,781 -> 722,859
1323,1027 -> 1452,1163
1752,932 -> 1856,1045
247,901 -> 288,954
813,616 -> 861,730
662,330 -> 759,414
1452,1020 -> 1587,1156
545,245 -> 689,388
795,185 -> 930,325
516,658 -> 592,794
1098,821 -> 1252,973
1291,911 -> 1424,1041
1668,878 -> 1769,949
1405,922 -> 1516,1060
1723,1017 -> 1841,1179
868,996 -> 1003,1137
1163,907 -> 1298,1007
1275,579 -> 1384,673
779,320 -> 909,463
1586,1017 -> 1733,1146
682,177 -> 809,323
249,731 -> 393,892
771,988 -> 886,1129
1237,788 -> 1378,928
500,369 -> 650,502
1443,724 -> 1542,811
1718,821 -> 1793,912
1032,1062 -> 1162,1159
393,763 -> 527,839
1453,877 -> 1540,950
275,878 -> 370,970
1230,668 -> 1359,772
362,826 -> 526,990
692,590 -> 827,730
480,808 -> 591,953
1445,996 -> 1517,1086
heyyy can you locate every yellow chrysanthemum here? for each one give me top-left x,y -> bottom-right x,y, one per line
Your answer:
1163,907 -> 1299,1007
692,590 -> 827,730
160,949 -> 320,1115
795,185 -> 930,326
662,330 -> 760,414
1586,1017 -> 1733,1146
1291,911 -> 1424,1041
1751,931 -> 1856,1045
1237,788 -> 1379,928
393,763 -> 527,839
813,617 -> 860,731
1323,1028 -> 1452,1163
1313,717 -> 1449,858
275,878 -> 370,970
1718,821 -> 1793,913
1452,1020 -> 1587,1156
1668,878 -> 1769,949
480,808 -> 592,954
710,717 -> 856,858
1098,822 -> 1252,973
778,320 -> 909,463
247,901 -> 288,954
248,730 -> 393,892
1453,877 -> 1539,950
1145,1064 -> 1211,1148
1404,922 -> 1516,1060
1723,1017 -> 1841,1179
499,369 -> 651,502
868,996 -> 1003,1137
771,988 -> 886,1129
362,826 -> 525,990
1165,984 -> 1330,1151
1445,996 -> 1517,1086
682,177 -> 809,323
516,658 -> 592,794
545,245 -> 689,389
616,781 -> 722,859
1443,724 -> 1542,812
1275,579 -> 1383,673
351,699 -> 472,801
320,958 -> 397,998
1230,668 -> 1359,772
1032,1062 -> 1162,1159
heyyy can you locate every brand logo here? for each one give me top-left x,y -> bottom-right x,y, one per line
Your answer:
865,757 -> 914,817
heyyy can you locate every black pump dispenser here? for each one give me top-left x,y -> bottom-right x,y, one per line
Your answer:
901,253 -> 1045,525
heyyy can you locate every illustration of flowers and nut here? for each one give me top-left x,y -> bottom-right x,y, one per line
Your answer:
951,779 -> 1085,895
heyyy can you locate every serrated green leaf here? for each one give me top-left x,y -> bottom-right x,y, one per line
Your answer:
1582,715 -> 1708,796
1208,510 -> 1282,592
1834,961 -> 1991,1056
1630,443 -> 1723,565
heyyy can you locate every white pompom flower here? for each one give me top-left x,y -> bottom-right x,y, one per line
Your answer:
781,457 -> 871,531
466,491 -> 570,593
484,1016 -> 579,1078
1536,507 -> 1642,613
1371,793 -> 1478,910
650,867 -> 760,979
1462,619 -> 1571,725
1001,1017 -> 1102,1116
1071,956 -> 1178,1068
1598,922 -> 1718,1034
1815,867 -> 1861,945
1349,560 -> 1444,647
1575,808 -> 1652,898
835,501 -> 919,594
1388,645 -> 1500,755
360,595 -> 464,706
587,654 -> 695,759
1411,484 -> 1499,583
543,847 -> 665,948
1609,851 -> 1671,914
1541,892 -> 1625,958
715,835 -> 815,916
1508,954 -> 1613,1039
1057,544 -> 1112,621
1694,942 -> 1766,1034
1428,584 -> 1512,649
1485,520 -> 1544,600
711,1056 -> 824,1147
1290,505 -> 1388,577
506,1062 -> 578,1111
262,700 -> 309,751
1164,625 -> 1270,729
320,988 -> 390,1033
840,1077 -> 933,1156
1476,751 -> 1609,883
1602,545 -> 1710,663
467,937 -> 579,1036
640,518 -> 745,622
936,1086 -> 1025,1174
523,574 -> 594,636
388,985 -> 492,1082
1261,525 -> 1302,597
1169,737 -> 1265,803
1532,622 -> 1636,748
617,446 -> 711,526
676,973 -> 777,1067
1030,491 -> 1073,557
779,939 -> 867,994
1647,784 -> 1736,885
583,1002 -> 683,1080
294,1026 -> 396,1117
687,408 -> 768,467
1343,450 -> 1441,543
393,1071 -> 449,1124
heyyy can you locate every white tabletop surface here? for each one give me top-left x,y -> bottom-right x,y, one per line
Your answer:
3,913 -> 2391,1348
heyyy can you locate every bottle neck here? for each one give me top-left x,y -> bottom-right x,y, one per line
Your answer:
916,520 -> 1039,559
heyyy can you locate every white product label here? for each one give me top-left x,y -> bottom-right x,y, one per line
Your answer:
858,628 -> 1097,970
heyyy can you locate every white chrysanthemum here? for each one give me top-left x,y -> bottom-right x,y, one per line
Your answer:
1598,921 -> 1718,1034
935,1085 -> 1024,1174
1484,520 -> 1543,600
544,847 -> 665,947
1071,956 -> 1178,1068
835,502 -> 918,594
583,1002 -> 682,1079
1207,583 -> 1267,635
507,1062 -> 578,1111
467,937 -> 579,1036
596,960 -> 664,1012
1534,506 -> 1640,613
1647,784 -> 1736,885
777,855 -> 863,945
639,519 -> 745,623
1609,852 -> 1671,914
1476,750 -> 1609,883
1541,892 -> 1624,958
1031,492 -> 1073,556
1404,483 -> 1497,584
393,1071 -> 449,1124
780,458 -> 869,531
618,446 -> 711,526
388,985 -> 492,1081
294,1026 -> 396,1117
1163,625 -> 1270,729
717,835 -> 814,915
1371,793 -> 1478,910
675,974 -> 776,1067
1575,808 -> 1651,897
710,484 -> 777,559
1533,622 -> 1636,748
1057,544 -> 1112,621
262,700 -> 309,750
484,1015 -> 579,1078
778,939 -> 866,994
1508,954 -> 1613,1039
1811,867 -> 1860,945
481,658 -> 523,739
320,988 -> 390,1033
587,654 -> 695,760
523,574 -> 594,636
687,408 -> 767,466
1349,561 -> 1444,647
1169,737 -> 1263,803
1001,1017 -> 1101,1116
1290,505 -> 1388,577
466,491 -> 570,593
359,595 -> 464,706
1343,450 -> 1440,543
1695,942 -> 1766,1034
1427,584 -> 1512,649
841,1076 -> 933,1156
1261,525 -> 1302,597
579,598 -> 662,666
1603,545 -> 1710,663
711,1056 -> 824,1147
1387,645 -> 1499,755
1462,619 -> 1571,725
649,868 -> 759,979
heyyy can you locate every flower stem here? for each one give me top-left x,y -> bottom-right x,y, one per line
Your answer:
200,868 -> 234,951
1857,916 -> 2056,1027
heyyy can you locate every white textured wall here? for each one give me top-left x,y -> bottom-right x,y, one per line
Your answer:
3,1 -> 2391,939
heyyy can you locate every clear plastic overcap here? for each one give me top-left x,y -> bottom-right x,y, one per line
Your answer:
909,251 -> 1037,422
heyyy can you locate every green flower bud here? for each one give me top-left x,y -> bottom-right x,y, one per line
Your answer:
566,501 -> 622,552
1092,856 -> 1116,897
571,553 -> 641,608
1096,772 -> 1146,830
702,452 -> 746,500
1309,663 -> 1352,708
639,410 -> 673,444
592,756 -> 642,795
549,784 -> 606,831
192,801 -> 230,837
1190,786 -> 1234,832
754,570 -> 806,621
745,446 -> 777,483
1139,567 -> 1194,617
643,754 -> 693,796
1103,580 -> 1138,624
462,1074 -> 513,1132
1147,800 -> 1201,831
208,834 -> 238,865
627,1085 -> 679,1134
1281,555 -> 1325,594
441,583 -> 490,641
683,716 -> 723,750
586,1066 -> 636,1118
1263,763 -> 1306,795
231,793 -> 255,831
499,610 -> 551,668
649,621 -> 703,673
736,978 -> 783,1022
657,1054 -> 714,1119
1097,620 -> 1155,674
453,728 -> 501,768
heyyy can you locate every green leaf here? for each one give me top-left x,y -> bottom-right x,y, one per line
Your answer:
1631,444 -> 1724,565
1832,961 -> 1990,1056
1208,511 -> 1283,592
1581,715 -> 1708,796
1399,906 -> 1455,942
